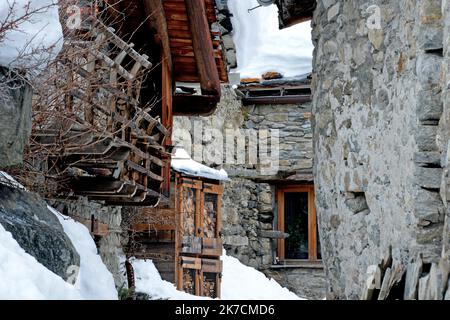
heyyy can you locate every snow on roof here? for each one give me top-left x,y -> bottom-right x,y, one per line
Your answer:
228,0 -> 313,79
0,0 -> 63,70
171,148 -> 229,181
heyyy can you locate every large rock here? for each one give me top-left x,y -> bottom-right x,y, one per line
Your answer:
0,184 -> 80,281
0,67 -> 32,168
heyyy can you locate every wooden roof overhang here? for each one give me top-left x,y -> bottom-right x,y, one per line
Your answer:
144,0 -> 228,116
275,0 -> 315,29
237,81 -> 312,105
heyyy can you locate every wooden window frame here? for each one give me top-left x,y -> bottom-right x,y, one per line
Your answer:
277,184 -> 319,262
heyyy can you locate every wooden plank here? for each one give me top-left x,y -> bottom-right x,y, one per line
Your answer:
182,236 -> 202,254
175,174 -> 182,290
161,55 -> 173,196
184,0 -> 221,96
173,94 -> 218,116
180,178 -> 203,189
277,189 -> 285,260
180,256 -> 202,269
94,20 -> 152,69
202,238 -> 222,257
125,160 -> 164,181
201,258 -> 222,273
203,183 -> 223,195
308,185 -> 317,260
242,95 -> 312,106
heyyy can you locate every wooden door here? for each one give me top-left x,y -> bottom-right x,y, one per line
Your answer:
176,175 -> 223,298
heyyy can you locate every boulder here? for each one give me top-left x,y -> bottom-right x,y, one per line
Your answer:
0,184 -> 80,281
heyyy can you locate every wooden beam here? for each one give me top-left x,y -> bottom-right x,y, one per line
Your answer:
184,0 -> 221,96
242,95 -> 312,106
143,0 -> 172,71
173,94 -> 218,116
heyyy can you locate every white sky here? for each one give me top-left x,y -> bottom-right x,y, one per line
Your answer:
228,0 -> 313,78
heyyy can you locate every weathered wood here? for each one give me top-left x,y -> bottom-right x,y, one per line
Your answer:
242,95 -> 312,106
202,238 -> 222,257
258,230 -> 290,239
182,236 -> 202,254
275,0 -> 316,29
181,256 -> 201,269
201,258 -> 222,273
173,94 -> 219,116
184,0 -> 220,96
94,20 -> 152,69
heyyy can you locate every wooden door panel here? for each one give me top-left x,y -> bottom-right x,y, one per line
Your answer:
202,237 -> 222,257
181,236 -> 202,254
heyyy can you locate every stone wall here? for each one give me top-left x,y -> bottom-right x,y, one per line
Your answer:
264,267 -> 326,300
311,0 -> 450,299
173,85 -> 325,299
221,178 -> 273,269
214,0 -> 237,69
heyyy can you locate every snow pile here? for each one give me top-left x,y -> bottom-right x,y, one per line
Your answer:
132,258 -> 208,300
0,0 -> 63,69
132,251 -> 302,300
221,253 -> 302,300
0,172 -> 117,299
171,148 -> 229,181
49,206 -> 118,300
0,223 -> 81,299
228,0 -> 313,78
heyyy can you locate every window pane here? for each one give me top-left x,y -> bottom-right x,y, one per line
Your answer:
284,192 -> 308,259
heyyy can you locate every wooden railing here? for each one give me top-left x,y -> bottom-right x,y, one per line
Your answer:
31,20 -> 170,206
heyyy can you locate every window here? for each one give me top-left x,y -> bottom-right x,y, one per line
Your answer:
277,185 -> 321,262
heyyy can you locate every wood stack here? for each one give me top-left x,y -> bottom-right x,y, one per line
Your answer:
203,198 -> 217,238
183,270 -> 196,295
202,273 -> 217,298
175,175 -> 223,298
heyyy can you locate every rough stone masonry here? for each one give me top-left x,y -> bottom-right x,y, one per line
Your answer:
312,0 -> 450,299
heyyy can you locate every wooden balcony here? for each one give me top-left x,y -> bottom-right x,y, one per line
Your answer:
31,20 -> 170,206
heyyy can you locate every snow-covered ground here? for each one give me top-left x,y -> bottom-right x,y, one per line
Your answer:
1,171 -> 300,300
132,251 -> 303,300
0,0 -> 63,69
0,172 -> 117,300
228,0 -> 313,78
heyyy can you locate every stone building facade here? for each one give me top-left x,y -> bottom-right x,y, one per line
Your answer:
311,0 -> 450,299
173,85 -> 326,299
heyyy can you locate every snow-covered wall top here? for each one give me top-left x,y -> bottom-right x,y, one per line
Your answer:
171,148 -> 229,181
228,0 -> 313,78
0,0 -> 63,70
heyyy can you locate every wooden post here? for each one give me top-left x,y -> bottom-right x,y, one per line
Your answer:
277,189 -> 285,260
184,0 -> 221,97
308,185 -> 317,261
